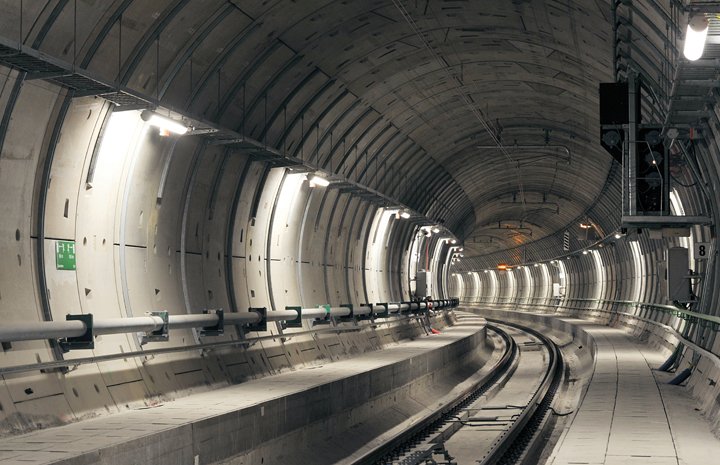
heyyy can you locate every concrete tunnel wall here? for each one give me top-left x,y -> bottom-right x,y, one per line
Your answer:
2,0 -> 720,445
0,1 -> 483,437
0,77 -> 459,435
0,93 -> 458,431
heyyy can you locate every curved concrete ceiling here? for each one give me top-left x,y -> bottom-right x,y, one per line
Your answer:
17,0 -> 619,256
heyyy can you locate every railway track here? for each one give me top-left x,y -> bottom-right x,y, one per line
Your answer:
354,319 -> 563,465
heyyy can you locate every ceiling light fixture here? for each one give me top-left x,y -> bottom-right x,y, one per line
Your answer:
141,110 -> 188,135
432,227 -> 440,233
684,15 -> 710,61
615,233 -> 621,239
400,211 -> 411,219
582,250 -> 588,255
308,175 -> 330,187
451,239 -> 457,244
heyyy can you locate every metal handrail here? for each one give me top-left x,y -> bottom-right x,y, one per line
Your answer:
460,296 -> 720,327
459,296 -> 720,370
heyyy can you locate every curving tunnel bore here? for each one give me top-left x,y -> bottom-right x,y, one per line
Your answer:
1,0 -> 720,463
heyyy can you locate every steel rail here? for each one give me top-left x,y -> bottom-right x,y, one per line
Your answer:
479,320 -> 562,465
360,320 -> 562,465
355,323 -> 518,465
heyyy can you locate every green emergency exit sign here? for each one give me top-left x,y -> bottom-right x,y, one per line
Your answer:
56,241 -> 76,270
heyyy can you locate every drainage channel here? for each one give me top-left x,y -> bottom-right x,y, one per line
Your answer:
358,320 -> 562,465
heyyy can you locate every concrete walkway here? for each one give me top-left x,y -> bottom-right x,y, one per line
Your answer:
548,325 -> 720,465
0,319 -> 487,465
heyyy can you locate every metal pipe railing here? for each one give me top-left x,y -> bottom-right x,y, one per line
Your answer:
0,300 -> 456,344
460,296 -> 720,328
460,297 -> 720,370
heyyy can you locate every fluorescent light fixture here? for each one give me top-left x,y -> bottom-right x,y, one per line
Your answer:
400,211 -> 411,219
308,175 -> 330,187
684,15 -> 709,61
141,110 -> 188,135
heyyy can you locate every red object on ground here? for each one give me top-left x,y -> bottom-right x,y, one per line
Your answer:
430,329 -> 441,334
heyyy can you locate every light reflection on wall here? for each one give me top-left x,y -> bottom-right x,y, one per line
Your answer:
591,250 -> 604,302
630,241 -> 644,303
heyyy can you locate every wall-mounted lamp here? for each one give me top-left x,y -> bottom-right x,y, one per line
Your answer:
684,15 -> 709,61
309,175 -> 330,187
141,110 -> 188,135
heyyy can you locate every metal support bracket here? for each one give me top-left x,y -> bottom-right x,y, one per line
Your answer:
199,309 -> 224,337
358,303 -> 374,321
245,307 -> 267,332
140,311 -> 169,345
338,304 -> 355,322
376,303 -> 390,318
313,305 -> 331,326
59,314 -> 94,352
285,306 -> 303,328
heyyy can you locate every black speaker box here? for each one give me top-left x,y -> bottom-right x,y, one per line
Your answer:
599,82 -> 629,125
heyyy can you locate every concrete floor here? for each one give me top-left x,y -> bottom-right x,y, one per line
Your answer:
0,319 -> 491,465
547,325 -> 720,465
3,316 -> 718,465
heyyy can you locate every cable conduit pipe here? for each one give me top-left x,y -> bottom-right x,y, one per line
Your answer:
668,367 -> 693,385
0,301 -> 449,343
0,310 -> 452,377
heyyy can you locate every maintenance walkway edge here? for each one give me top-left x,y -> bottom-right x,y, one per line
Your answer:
469,307 -> 720,465
0,314 -> 490,465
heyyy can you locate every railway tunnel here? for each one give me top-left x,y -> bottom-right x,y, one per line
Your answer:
1,1 -> 720,464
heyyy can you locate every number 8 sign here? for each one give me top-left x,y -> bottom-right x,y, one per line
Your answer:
694,242 -> 710,259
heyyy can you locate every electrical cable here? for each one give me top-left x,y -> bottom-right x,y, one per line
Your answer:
670,172 -> 697,187
549,407 -> 574,417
